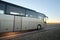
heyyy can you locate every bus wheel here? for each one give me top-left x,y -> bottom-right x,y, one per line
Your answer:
37,24 -> 41,30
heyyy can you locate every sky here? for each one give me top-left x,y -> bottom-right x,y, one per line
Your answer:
3,0 -> 60,23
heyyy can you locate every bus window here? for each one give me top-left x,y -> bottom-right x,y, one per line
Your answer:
26,14 -> 29,17
38,16 -> 41,19
0,3 -> 5,14
30,15 -> 33,17
6,5 -> 25,16
37,13 -> 44,19
0,10 -> 4,14
10,12 -> 19,15
26,10 -> 37,18
44,16 -> 48,23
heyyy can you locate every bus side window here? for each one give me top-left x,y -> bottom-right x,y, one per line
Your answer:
0,10 -> 4,14
6,5 -> 25,16
26,10 -> 38,18
0,3 -> 5,14
10,12 -> 19,15
26,14 -> 29,17
30,15 -> 33,17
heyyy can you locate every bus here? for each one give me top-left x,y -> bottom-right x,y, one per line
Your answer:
0,1 -> 47,33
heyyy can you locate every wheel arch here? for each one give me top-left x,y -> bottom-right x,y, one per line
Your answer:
37,24 -> 42,30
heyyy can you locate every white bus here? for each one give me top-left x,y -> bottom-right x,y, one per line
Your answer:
0,1 -> 47,33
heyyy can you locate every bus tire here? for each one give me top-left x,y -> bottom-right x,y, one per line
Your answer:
37,24 -> 42,30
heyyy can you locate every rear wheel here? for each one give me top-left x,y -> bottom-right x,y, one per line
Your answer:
37,24 -> 42,30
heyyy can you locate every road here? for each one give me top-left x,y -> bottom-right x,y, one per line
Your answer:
0,23 -> 60,40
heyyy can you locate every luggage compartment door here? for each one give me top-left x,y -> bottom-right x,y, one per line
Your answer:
0,14 -> 14,33
14,16 -> 22,31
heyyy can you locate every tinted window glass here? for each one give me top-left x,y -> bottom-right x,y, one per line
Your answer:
0,3 -> 5,14
6,5 -> 25,16
26,10 -> 37,18
38,13 -> 44,20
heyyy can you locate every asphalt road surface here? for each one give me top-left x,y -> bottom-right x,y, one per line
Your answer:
0,23 -> 60,40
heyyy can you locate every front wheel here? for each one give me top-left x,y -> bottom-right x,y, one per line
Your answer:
37,24 -> 42,30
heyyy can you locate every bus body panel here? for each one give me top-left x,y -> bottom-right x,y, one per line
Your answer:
22,17 -> 43,30
14,16 -> 22,31
22,17 -> 30,30
0,14 -> 14,33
